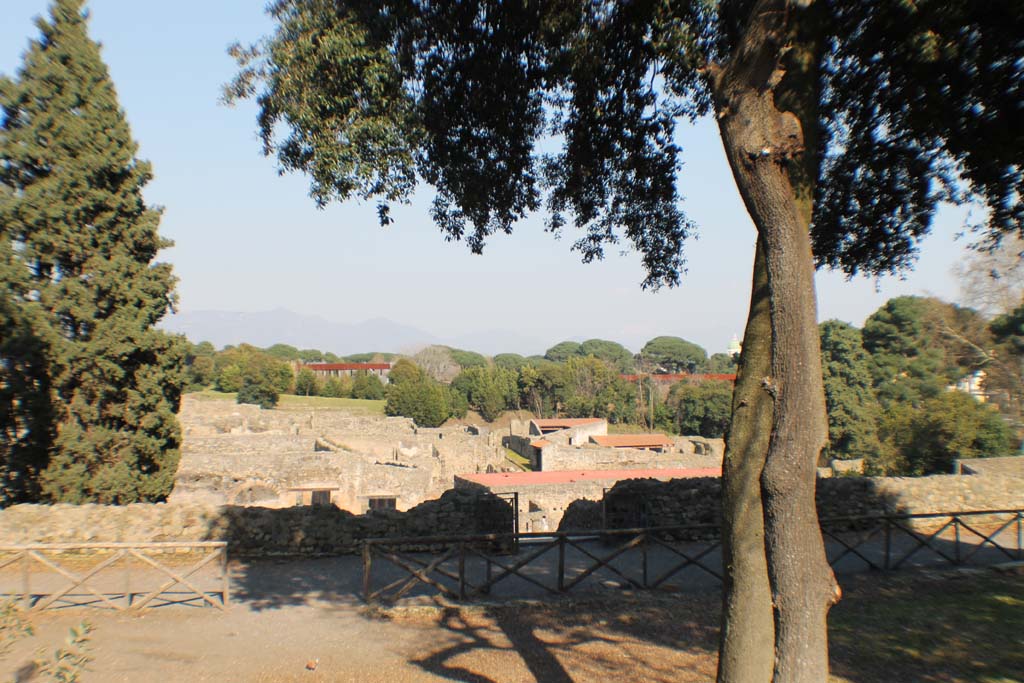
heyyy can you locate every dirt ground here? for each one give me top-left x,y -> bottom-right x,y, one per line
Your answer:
2,570 -> 1021,683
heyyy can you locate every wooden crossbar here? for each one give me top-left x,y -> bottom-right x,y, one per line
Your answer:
30,550 -> 127,612
562,535 -> 645,592
369,547 -> 459,602
823,526 -> 884,570
889,519 -> 959,568
0,551 -> 26,572
647,536 -> 722,586
130,548 -> 225,610
953,516 -> 1018,563
467,540 -> 560,597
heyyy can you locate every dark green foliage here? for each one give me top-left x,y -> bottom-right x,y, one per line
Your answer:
344,352 -> 396,363
387,358 -> 425,386
228,0 -> 1022,291
544,341 -> 581,363
665,380 -> 734,438
1,0 -> 185,503
448,348 -> 488,370
351,373 -> 385,400
988,303 -> 1024,423
641,336 -> 708,374
819,321 -> 882,464
236,380 -> 279,409
0,255 -> 54,505
706,353 -> 738,374
863,297 -> 989,406
294,368 -> 318,396
184,341 -> 216,390
815,1 -> 1024,274
451,367 -> 518,422
320,376 -> 352,398
493,353 -> 527,370
264,343 -> 301,360
231,352 -> 290,408
385,374 -> 450,427
879,392 -> 1015,476
214,345 -> 293,395
578,339 -> 635,372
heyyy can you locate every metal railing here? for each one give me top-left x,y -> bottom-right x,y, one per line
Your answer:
0,542 -> 229,611
362,509 -> 1024,604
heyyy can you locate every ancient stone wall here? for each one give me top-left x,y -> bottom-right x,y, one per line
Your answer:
538,439 -> 723,472
458,470 -> 1024,532
0,490 -> 513,556
174,398 -> 512,513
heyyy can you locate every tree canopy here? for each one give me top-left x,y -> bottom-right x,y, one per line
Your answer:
1,0 -> 185,504
227,1 -> 1024,680
641,336 -> 708,374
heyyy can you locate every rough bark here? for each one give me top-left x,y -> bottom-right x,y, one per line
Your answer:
716,238 -> 775,683
712,1 -> 839,681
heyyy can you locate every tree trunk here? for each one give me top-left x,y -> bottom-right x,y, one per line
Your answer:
712,1 -> 839,681
717,238 -> 775,683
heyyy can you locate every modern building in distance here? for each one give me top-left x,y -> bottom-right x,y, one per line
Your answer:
302,362 -> 391,381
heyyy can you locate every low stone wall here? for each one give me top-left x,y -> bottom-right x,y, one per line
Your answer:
539,442 -> 722,473
598,472 -> 1024,533
0,489 -> 513,557
4,472 -> 1021,555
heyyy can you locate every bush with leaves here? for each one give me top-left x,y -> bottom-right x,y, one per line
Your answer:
879,391 -> 1016,476
351,373 -> 385,400
320,375 -> 352,398
385,375 -> 451,427
665,380 -> 734,437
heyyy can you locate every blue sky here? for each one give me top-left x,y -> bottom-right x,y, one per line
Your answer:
1,0 -> 974,355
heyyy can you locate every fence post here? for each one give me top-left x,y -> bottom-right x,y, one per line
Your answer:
362,542 -> 373,603
21,551 -> 30,610
125,551 -> 131,608
641,533 -> 649,589
458,542 -> 466,601
484,556 -> 492,595
220,546 -> 229,608
954,516 -> 962,565
883,518 -> 892,570
557,536 -> 566,593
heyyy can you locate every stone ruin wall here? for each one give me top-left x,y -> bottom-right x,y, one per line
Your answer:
173,398 -> 513,513
538,438 -> 724,473
4,472 -> 1022,556
457,470 -> 1024,533
0,489 -> 513,557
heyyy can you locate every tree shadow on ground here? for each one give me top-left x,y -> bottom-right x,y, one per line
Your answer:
383,570 -> 1023,683
829,570 -> 1024,683
398,594 -> 720,683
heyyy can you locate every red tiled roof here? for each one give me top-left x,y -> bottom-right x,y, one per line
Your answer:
304,363 -> 391,371
591,434 -> 674,448
531,418 -> 606,428
530,439 -> 552,448
459,467 -> 721,487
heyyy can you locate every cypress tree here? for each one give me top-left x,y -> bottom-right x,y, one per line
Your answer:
0,0 -> 185,503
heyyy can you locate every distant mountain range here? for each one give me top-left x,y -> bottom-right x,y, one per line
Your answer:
160,308 -> 548,356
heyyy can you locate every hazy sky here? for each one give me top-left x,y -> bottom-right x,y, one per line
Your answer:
2,1 -> 978,355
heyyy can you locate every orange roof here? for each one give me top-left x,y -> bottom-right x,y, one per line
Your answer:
591,434 -> 674,448
459,467 -> 721,487
531,418 -> 605,428
529,439 -> 551,448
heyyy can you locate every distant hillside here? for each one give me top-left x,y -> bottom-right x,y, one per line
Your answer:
160,308 -> 549,356
161,309 -> 439,355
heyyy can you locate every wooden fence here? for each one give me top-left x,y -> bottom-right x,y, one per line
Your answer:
0,542 -> 229,611
362,508 -> 1024,604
